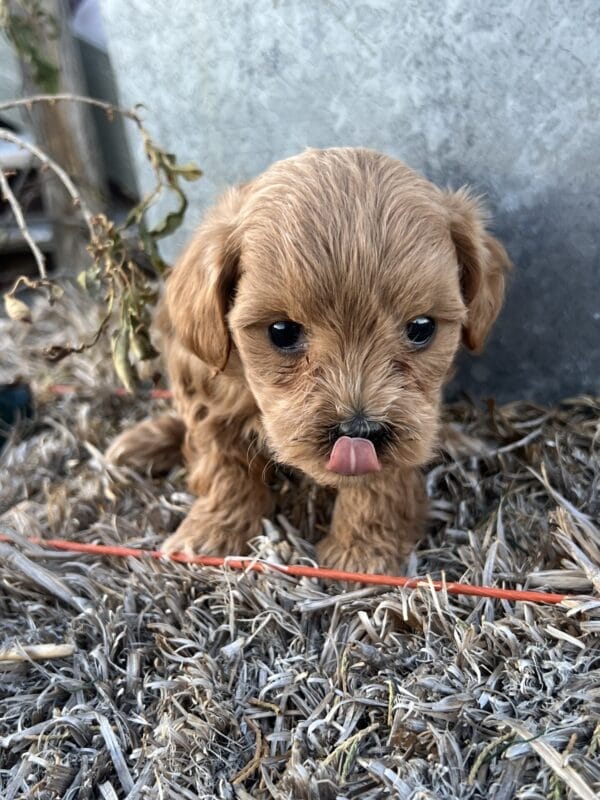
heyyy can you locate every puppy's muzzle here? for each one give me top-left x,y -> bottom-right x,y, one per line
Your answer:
330,415 -> 389,450
326,415 -> 389,476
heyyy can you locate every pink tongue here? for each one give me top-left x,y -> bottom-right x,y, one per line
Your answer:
326,436 -> 381,475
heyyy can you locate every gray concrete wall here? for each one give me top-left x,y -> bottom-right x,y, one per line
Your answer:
0,34 -> 23,128
101,0 -> 600,402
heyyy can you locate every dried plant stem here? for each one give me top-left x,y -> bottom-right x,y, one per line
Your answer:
505,721 -> 597,800
0,643 -> 75,662
0,165 -> 47,279
467,731 -> 513,785
0,93 -> 142,127
232,720 -> 264,785
0,126 -> 94,234
323,722 -> 380,766
0,92 -> 200,382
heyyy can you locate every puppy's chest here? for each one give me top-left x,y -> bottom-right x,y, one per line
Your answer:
270,465 -> 337,544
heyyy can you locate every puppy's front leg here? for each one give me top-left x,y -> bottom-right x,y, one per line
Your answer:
162,417 -> 273,557
317,470 -> 426,576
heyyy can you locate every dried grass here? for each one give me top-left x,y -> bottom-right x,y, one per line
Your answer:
1,289 -> 599,799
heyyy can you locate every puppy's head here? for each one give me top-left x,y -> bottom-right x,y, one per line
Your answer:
167,148 -> 511,486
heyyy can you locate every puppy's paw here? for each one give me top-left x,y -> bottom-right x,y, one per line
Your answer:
161,511 -> 253,558
316,534 -> 406,578
106,413 -> 185,475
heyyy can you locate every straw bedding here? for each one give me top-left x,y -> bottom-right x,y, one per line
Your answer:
1,291 -> 599,799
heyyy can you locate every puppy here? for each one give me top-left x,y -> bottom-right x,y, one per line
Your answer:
107,148 -> 511,574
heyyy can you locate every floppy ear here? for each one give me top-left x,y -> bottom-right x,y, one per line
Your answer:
444,188 -> 512,353
165,185 -> 248,370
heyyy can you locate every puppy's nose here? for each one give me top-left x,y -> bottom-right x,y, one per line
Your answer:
332,415 -> 389,448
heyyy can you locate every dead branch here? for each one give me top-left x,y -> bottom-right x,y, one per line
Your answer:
0,165 -> 47,279
0,126 -> 95,233
0,92 -> 200,386
0,93 -> 143,127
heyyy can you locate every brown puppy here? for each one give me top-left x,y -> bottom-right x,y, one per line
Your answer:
107,148 -> 511,574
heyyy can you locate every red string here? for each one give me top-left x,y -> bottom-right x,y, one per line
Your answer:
36,384 -> 580,605
49,384 -> 173,400
0,535 -> 573,604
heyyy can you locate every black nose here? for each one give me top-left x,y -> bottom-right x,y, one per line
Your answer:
332,415 -> 389,448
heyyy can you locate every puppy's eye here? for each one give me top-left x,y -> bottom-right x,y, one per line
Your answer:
406,316 -> 436,348
268,320 -> 305,352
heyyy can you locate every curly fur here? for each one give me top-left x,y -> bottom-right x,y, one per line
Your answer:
107,147 -> 511,573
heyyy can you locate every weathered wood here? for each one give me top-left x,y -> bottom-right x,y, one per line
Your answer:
8,0 -> 107,273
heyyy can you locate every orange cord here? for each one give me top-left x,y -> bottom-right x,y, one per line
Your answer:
0,534 -> 574,604
35,384 -> 581,605
49,383 -> 173,400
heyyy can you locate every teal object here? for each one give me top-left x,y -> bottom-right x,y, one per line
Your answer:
0,382 -> 34,447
